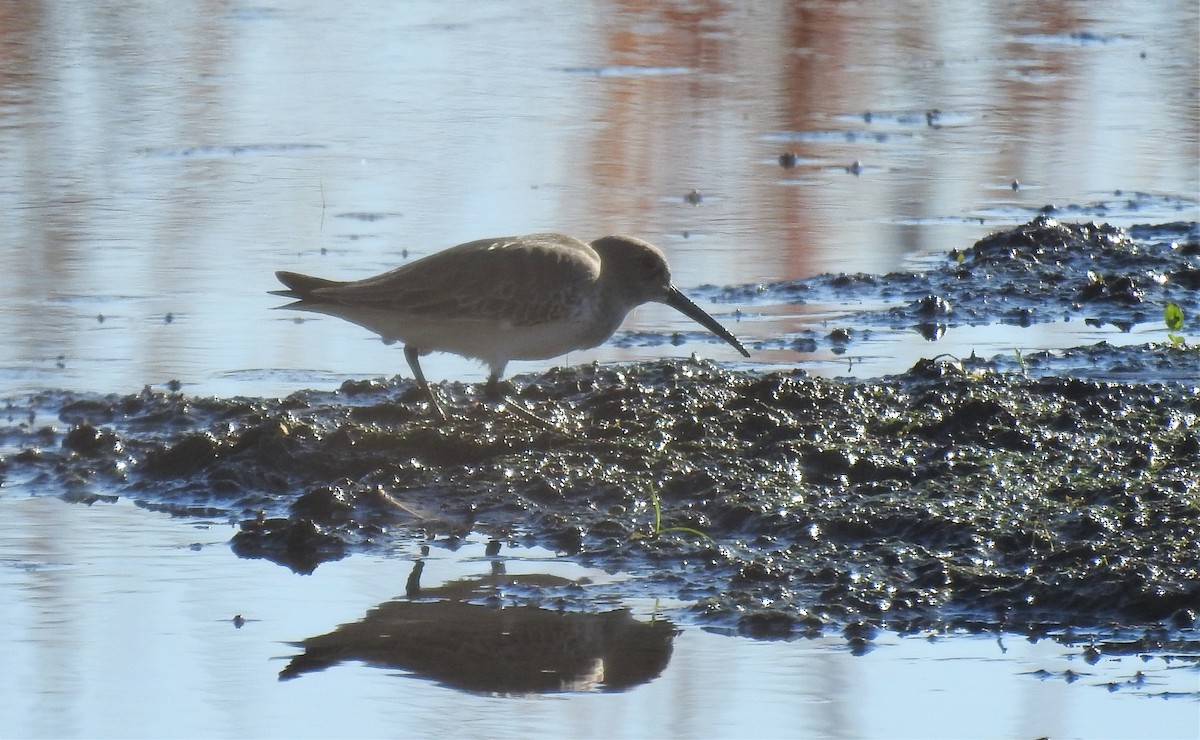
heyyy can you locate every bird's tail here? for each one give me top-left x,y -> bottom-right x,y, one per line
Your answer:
270,271 -> 342,300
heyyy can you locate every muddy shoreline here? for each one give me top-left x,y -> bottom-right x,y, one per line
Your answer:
2,217 -> 1198,643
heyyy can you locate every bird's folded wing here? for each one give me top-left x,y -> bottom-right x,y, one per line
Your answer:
311,235 -> 602,325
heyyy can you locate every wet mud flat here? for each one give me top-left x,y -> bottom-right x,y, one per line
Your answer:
2,218 -> 1198,653
727,212 -> 1200,355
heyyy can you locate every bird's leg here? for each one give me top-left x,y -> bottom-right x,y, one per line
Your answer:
484,368 -> 505,403
404,345 -> 446,420
404,560 -> 424,597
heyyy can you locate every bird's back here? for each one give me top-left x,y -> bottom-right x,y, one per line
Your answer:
293,233 -> 603,326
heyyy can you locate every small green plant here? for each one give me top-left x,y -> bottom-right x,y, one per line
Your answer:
631,480 -> 711,541
1164,302 -> 1185,346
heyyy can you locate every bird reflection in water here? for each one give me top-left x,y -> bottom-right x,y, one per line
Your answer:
279,549 -> 676,694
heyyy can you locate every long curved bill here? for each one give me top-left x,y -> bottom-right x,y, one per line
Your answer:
664,286 -> 750,357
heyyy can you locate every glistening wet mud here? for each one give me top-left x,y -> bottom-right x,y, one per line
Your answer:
726,213 -> 1199,351
2,218 -> 1197,647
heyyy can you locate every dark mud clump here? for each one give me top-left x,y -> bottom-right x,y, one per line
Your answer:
3,351 -> 1198,639
733,215 -> 1199,350
1,217 -> 1198,641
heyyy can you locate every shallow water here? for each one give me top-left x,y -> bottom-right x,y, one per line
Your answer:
1,1 -> 1198,738
1,0 -> 1197,397
2,496 -> 1196,740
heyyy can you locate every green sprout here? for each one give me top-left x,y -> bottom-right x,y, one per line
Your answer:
631,480 -> 711,541
1164,302 -> 1185,346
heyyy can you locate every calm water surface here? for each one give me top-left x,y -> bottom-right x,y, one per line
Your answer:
1,1 -> 1198,737
1,0 -> 1196,396
2,497 -> 1196,740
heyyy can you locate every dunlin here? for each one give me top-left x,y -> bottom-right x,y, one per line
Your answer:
272,233 -> 749,418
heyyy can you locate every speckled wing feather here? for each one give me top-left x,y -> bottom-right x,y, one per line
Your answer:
309,234 -> 601,326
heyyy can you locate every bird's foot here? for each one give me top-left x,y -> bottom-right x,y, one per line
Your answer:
484,378 -> 514,403
496,396 -> 577,440
421,386 -> 448,422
